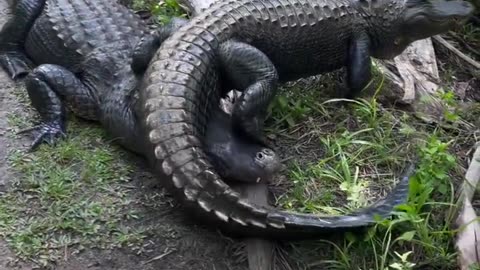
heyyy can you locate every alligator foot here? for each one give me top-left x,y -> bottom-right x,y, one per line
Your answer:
0,0 -> 45,78
17,121 -> 66,151
0,52 -> 32,79
20,64 -> 98,151
220,90 -> 241,115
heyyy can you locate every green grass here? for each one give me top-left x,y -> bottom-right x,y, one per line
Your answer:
131,0 -> 186,24
2,110 -> 145,267
263,72 -> 473,269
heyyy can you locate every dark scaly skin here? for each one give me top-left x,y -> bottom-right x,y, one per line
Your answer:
138,0 -> 474,238
0,0 -> 282,183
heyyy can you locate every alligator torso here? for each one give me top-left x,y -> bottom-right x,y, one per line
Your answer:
138,0 -> 473,238
0,0 -> 151,152
0,0 -> 282,183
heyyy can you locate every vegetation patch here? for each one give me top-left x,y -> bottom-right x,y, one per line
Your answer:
130,0 -> 187,24
262,68 -> 476,269
1,98 -> 145,267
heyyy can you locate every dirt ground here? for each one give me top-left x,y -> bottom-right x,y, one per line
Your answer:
0,1 -> 251,269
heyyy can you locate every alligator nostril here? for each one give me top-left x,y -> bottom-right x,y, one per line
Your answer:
265,149 -> 276,156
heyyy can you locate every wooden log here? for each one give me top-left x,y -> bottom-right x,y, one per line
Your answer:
240,184 -> 274,270
374,38 -> 444,123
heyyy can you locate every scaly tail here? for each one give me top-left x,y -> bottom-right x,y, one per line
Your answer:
139,0 -> 416,239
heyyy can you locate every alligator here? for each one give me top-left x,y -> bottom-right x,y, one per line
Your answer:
0,0 -> 282,184
137,0 -> 474,238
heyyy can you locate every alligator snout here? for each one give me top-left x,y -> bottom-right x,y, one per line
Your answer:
434,0 -> 475,21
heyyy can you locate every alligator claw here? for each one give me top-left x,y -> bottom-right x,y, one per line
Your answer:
0,54 -> 31,80
17,122 -> 66,152
219,90 -> 242,115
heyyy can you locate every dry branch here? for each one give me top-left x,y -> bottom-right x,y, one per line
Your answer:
432,35 -> 480,70
455,144 -> 480,270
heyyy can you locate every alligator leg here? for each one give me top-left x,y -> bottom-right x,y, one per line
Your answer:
0,0 -> 45,79
345,32 -> 372,98
99,89 -> 145,155
217,40 -> 278,142
131,17 -> 189,74
20,64 -> 98,151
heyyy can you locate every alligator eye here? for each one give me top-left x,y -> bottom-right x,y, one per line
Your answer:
256,152 -> 264,160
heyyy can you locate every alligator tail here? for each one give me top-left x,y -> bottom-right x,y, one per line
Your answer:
139,0 -> 415,239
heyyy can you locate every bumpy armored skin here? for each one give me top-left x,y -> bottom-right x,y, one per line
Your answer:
138,0 -> 474,237
0,0 -> 282,183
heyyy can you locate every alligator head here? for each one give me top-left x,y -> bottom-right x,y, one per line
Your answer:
370,0 -> 474,59
205,92 -> 282,183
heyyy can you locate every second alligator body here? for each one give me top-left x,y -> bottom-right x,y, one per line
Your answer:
138,0 -> 474,238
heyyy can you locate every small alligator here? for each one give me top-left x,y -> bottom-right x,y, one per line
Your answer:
0,0 -> 282,183
138,0 -> 473,238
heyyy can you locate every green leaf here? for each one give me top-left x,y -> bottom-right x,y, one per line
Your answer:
396,230 -> 416,242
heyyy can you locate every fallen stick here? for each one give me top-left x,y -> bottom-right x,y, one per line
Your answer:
432,35 -> 480,70
455,144 -> 480,270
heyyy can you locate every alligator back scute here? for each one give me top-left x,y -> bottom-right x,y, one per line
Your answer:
24,0 -> 147,70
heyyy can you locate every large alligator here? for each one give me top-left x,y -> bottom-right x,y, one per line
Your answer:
137,0 -> 474,238
0,0 -> 282,183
